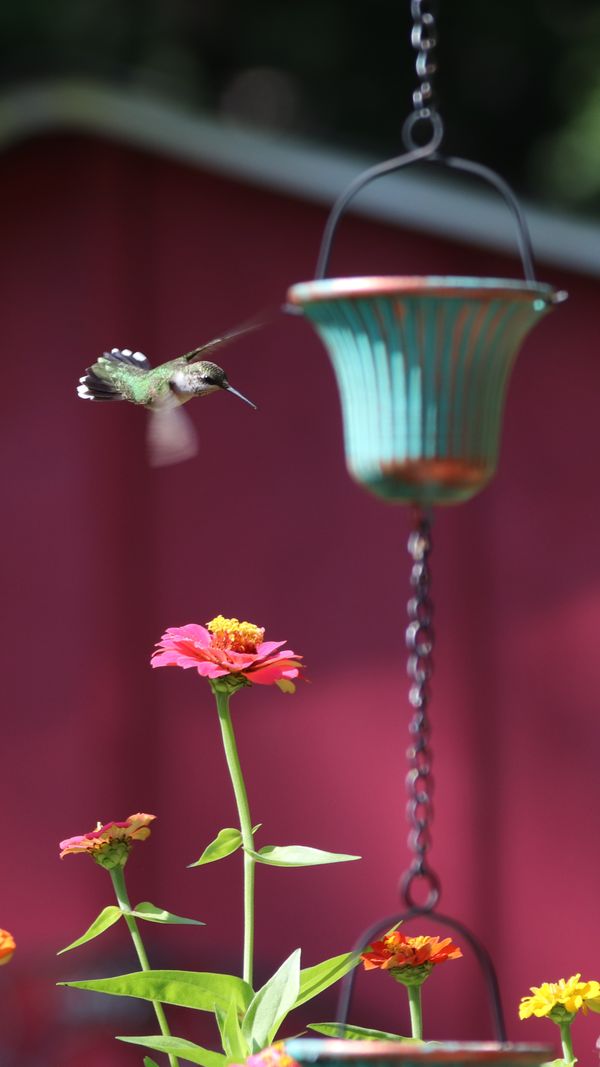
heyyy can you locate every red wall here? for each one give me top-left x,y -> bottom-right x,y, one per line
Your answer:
1,132 -> 599,1064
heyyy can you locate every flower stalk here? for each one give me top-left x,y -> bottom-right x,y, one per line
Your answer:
559,1020 -> 575,1064
407,983 -> 423,1040
110,866 -> 179,1067
214,687 -> 256,987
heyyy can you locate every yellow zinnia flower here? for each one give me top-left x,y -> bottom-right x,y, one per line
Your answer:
519,974 -> 600,1021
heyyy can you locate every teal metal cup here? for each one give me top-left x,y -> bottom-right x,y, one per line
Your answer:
288,276 -> 562,505
284,1038 -> 552,1066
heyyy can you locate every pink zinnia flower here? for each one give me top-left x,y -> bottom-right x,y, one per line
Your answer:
59,813 -> 155,869
246,1043 -> 298,1067
151,615 -> 303,693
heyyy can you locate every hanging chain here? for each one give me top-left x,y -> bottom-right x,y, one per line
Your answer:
402,1 -> 443,151
400,511 -> 440,911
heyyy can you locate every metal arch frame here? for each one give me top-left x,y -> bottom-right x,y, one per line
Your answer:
335,909 -> 507,1043
314,135 -> 537,284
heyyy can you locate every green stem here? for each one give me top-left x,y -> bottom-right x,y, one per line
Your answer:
406,983 -> 423,1041
214,688 -> 256,988
110,866 -> 179,1067
559,1020 -> 575,1064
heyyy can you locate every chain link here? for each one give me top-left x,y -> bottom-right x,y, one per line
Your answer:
410,0 -> 438,111
400,512 -> 440,911
402,0 -> 443,151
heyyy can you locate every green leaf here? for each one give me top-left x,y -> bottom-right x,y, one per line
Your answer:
131,901 -> 205,926
294,952 -> 360,1010
216,997 -> 249,1061
308,1023 -> 412,1041
57,906 -> 122,955
61,970 -> 253,1015
242,949 -> 301,1051
118,1035 -> 226,1067
246,846 -> 361,867
189,828 -> 243,867
275,678 -> 296,693
143,1058 -> 161,1067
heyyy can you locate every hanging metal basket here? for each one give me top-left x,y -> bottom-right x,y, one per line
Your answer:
287,115 -> 566,506
288,274 -> 559,505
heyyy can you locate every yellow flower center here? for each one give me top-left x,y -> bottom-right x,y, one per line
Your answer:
207,615 -> 265,654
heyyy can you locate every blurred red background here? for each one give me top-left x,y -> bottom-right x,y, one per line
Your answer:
1,128 -> 599,1064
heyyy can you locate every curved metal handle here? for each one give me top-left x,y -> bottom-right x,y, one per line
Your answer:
427,155 -> 536,282
335,908 -> 507,1042
314,116 -> 443,279
314,138 -> 537,284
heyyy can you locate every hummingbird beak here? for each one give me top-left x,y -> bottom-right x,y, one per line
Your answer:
226,385 -> 257,410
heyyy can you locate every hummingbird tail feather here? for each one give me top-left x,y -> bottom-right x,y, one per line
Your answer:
76,348 -> 151,401
77,369 -> 125,401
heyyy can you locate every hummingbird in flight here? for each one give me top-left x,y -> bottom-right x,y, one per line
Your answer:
77,324 -> 257,467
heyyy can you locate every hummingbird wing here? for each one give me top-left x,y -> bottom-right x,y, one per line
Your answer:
146,398 -> 198,468
181,312 -> 269,364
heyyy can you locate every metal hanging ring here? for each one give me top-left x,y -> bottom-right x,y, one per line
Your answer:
400,866 -> 441,911
402,108 -> 443,152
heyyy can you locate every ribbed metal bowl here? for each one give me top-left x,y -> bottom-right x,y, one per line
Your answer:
288,276 -> 560,505
284,1038 -> 553,1066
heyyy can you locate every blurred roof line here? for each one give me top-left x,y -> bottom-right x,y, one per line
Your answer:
1,79 -> 598,279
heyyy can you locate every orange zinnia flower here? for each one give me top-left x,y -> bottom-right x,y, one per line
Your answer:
361,929 -> 462,986
0,929 -> 16,965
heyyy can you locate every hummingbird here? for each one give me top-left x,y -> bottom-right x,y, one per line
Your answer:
77,326 -> 257,467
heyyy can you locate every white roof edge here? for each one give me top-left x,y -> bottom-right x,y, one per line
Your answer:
1,79 -> 598,278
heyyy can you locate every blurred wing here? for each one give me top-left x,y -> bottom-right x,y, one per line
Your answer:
182,310 -> 271,364
146,401 -> 198,467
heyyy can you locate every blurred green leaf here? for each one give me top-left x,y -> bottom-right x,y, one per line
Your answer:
57,905 -> 122,955
242,949 -> 301,1050
216,997 -> 249,1061
61,970 -> 253,1014
246,845 -> 360,867
294,952 -> 359,1009
308,1023 -> 413,1041
118,1035 -> 226,1066
275,678 -> 296,693
143,1058 -> 161,1067
131,901 -> 205,925
189,828 -> 243,867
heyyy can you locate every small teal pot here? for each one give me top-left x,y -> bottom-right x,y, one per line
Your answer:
284,1038 -> 552,1067
287,277 -> 562,505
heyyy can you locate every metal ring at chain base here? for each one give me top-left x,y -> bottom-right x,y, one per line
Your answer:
402,107 -> 444,152
401,866 -> 440,911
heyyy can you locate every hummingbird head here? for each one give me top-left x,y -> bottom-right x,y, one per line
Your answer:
185,360 -> 256,408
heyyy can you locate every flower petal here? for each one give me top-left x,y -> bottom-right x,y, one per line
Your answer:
247,663 -> 300,686
255,640 -> 288,657
194,662 -> 230,678
162,624 -> 211,646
